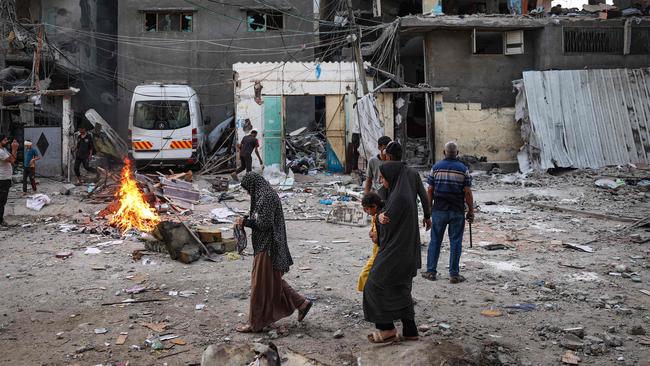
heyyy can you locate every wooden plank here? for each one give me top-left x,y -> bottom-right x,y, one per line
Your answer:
160,177 -> 193,190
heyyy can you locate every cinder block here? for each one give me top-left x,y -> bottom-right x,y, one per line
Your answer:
468,103 -> 482,111
196,226 -> 222,243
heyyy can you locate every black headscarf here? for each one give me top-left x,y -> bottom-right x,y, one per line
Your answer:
241,173 -> 293,273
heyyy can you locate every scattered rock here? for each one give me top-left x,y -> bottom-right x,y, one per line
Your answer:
629,325 -> 646,336
418,324 -> 431,332
333,329 -> 344,339
561,350 -> 581,365
563,327 -> 585,338
561,334 -> 584,350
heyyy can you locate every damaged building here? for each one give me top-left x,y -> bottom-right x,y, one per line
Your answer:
0,0 -> 118,176
316,0 -> 650,170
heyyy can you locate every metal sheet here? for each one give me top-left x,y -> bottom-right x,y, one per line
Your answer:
522,68 -> 650,170
24,127 -> 62,177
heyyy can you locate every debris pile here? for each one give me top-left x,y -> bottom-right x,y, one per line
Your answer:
285,127 -> 325,173
404,137 -> 429,166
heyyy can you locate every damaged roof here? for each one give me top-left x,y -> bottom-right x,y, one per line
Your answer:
520,68 -> 650,170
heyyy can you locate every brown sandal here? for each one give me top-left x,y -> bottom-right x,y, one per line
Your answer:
367,331 -> 398,344
235,324 -> 253,333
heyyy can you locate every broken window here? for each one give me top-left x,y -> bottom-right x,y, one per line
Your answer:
631,28 -> 650,54
473,30 -> 504,54
144,12 -> 193,32
247,10 -> 283,32
563,27 -> 624,54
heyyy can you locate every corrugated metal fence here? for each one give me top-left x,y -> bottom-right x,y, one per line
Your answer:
522,68 -> 650,170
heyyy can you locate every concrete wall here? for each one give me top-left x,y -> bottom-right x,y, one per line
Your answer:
434,101 -> 522,162
534,20 -> 650,71
117,0 -> 315,138
424,20 -> 650,162
425,30 -> 537,108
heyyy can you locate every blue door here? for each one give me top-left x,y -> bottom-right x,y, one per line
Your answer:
263,96 -> 283,167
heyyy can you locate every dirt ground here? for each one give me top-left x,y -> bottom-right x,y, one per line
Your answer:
0,167 -> 649,366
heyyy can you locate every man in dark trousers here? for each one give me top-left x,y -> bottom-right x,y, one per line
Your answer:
74,127 -> 96,184
422,141 -> 474,284
231,129 -> 263,182
22,140 -> 40,193
0,135 -> 19,227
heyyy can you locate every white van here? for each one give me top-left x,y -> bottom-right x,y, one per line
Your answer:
128,83 -> 206,168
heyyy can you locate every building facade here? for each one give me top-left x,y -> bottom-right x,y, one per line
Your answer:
116,0 -> 318,138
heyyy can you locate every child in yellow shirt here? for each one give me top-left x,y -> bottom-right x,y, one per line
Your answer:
357,192 -> 384,292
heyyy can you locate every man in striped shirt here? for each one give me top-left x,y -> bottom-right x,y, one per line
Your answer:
422,141 -> 474,284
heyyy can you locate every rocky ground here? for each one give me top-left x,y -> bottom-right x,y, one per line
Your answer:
0,166 -> 649,366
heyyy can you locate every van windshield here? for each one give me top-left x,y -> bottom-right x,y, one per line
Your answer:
134,101 -> 190,130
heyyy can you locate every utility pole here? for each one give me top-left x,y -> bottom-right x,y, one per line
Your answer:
346,0 -> 369,95
32,24 -> 44,91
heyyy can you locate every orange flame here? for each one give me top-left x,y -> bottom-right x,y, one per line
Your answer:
109,160 -> 160,232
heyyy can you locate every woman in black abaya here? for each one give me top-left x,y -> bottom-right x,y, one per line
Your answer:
363,161 -> 420,343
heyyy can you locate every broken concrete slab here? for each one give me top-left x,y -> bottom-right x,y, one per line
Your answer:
201,342 -> 321,366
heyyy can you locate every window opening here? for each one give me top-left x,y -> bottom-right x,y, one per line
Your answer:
563,27 -> 624,53
247,10 -> 283,32
144,12 -> 193,32
473,31 -> 504,54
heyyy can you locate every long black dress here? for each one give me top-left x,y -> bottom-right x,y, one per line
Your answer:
363,161 -> 420,323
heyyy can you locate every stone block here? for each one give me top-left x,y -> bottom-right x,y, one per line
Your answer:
178,244 -> 201,264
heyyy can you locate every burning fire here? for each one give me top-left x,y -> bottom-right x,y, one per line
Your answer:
109,160 -> 160,232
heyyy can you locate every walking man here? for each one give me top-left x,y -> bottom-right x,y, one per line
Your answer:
231,129 -> 263,181
74,127 -> 96,184
22,140 -> 40,193
422,141 -> 474,284
364,136 -> 391,194
0,135 -> 19,227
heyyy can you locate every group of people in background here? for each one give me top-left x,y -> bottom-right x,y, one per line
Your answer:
0,127 -> 96,227
231,132 -> 474,344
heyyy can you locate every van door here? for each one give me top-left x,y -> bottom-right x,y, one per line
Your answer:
131,100 -> 163,162
153,100 -> 193,161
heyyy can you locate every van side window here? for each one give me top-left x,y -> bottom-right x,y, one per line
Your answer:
134,101 -> 190,130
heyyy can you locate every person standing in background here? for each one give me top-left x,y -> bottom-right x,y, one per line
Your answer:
0,135 -> 19,227
364,136 -> 392,197
422,141 -> 474,284
22,140 -> 40,193
74,127 -> 96,185
232,129 -> 263,182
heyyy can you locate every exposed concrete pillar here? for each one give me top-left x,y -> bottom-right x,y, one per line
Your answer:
61,96 -> 73,181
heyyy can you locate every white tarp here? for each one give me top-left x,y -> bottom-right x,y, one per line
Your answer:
354,94 -> 384,161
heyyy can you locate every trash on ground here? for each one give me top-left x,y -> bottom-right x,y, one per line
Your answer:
26,194 -> 51,211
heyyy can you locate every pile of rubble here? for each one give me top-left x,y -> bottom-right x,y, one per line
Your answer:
404,138 -> 429,166
285,127 -> 326,174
